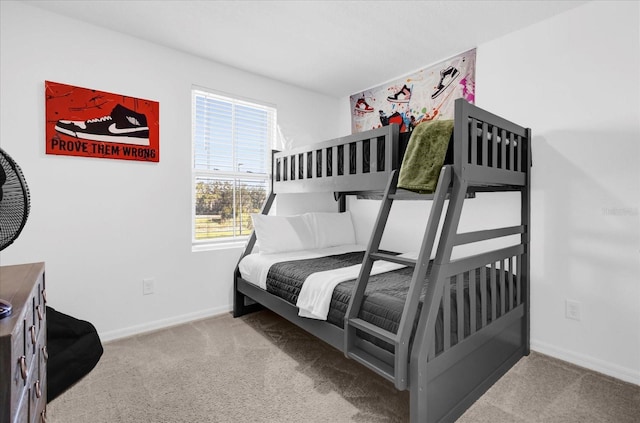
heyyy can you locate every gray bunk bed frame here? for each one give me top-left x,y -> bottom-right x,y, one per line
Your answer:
234,98 -> 532,423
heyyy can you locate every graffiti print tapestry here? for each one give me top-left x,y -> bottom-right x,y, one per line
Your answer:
45,81 -> 160,162
350,49 -> 475,134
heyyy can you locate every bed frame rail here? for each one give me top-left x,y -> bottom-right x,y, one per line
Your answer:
428,247 -> 525,360
454,99 -> 529,188
273,124 -> 400,194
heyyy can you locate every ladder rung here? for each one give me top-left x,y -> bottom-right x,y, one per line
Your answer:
348,347 -> 395,383
389,189 -> 436,200
370,252 -> 416,267
348,318 -> 397,344
389,189 -> 476,201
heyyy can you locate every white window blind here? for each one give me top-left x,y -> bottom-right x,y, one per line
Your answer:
192,88 -> 275,246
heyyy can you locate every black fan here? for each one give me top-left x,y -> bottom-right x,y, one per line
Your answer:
0,147 -> 31,319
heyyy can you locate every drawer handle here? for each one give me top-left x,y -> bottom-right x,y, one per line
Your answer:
42,289 -> 47,304
19,356 -> 27,380
37,305 -> 44,321
42,345 -> 49,361
35,379 -> 42,398
31,325 -> 37,345
41,409 -> 47,423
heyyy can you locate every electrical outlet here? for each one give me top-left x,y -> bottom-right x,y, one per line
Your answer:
143,278 -> 155,295
565,299 -> 581,321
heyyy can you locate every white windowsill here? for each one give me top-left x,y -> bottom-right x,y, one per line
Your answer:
192,240 -> 247,252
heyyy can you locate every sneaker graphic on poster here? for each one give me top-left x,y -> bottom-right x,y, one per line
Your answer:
387,84 -> 412,103
354,98 -> 374,115
55,104 -> 150,145
431,66 -> 460,99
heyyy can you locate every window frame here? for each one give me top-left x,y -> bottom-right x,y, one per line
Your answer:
191,87 -> 275,251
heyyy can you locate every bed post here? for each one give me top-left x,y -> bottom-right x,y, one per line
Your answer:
336,193 -> 346,212
522,127 -> 532,354
233,188 -> 277,317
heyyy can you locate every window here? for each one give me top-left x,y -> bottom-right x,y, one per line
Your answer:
192,88 -> 275,247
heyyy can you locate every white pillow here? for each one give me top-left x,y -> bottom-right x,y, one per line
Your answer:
251,214 -> 315,254
306,211 -> 356,249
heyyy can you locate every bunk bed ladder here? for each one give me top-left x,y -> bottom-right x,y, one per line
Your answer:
344,165 -> 453,391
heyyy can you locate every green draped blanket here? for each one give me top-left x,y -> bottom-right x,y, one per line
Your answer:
397,119 -> 454,193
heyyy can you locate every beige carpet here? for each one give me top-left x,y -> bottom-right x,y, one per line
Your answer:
48,310 -> 640,422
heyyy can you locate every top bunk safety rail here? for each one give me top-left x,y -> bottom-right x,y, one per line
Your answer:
272,99 -> 531,195
455,99 -> 531,188
273,124 -> 399,194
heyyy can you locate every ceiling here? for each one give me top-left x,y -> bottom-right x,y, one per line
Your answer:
25,0 -> 588,97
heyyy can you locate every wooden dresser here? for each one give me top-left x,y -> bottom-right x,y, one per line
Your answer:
0,263 -> 47,423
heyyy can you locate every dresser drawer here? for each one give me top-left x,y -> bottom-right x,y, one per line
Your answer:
32,274 -> 46,345
13,392 -> 29,423
0,263 -> 47,423
25,275 -> 45,359
32,329 -> 47,423
25,298 -> 36,360
9,319 -> 27,419
26,353 -> 45,423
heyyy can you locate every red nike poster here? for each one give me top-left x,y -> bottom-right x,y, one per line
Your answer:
45,81 -> 160,162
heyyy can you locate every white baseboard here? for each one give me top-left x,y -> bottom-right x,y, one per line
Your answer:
99,305 -> 232,343
531,339 -> 640,386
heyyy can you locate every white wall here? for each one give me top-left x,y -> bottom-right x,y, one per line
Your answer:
0,1 -> 341,341
478,0 -> 639,385
342,1 -> 640,384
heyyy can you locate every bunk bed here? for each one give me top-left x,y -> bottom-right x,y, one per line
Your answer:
233,98 -> 532,423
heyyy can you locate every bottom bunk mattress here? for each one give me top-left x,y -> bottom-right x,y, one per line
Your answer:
239,246 -> 512,355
